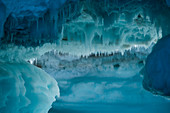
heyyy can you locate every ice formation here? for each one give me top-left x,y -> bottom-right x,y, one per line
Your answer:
0,0 -> 67,39
0,0 -> 170,112
1,0 -> 169,49
34,48 -> 148,80
0,43 -> 60,113
0,61 -> 60,113
142,35 -> 170,96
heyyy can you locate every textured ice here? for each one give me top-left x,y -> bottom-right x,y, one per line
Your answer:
0,43 -> 60,62
0,0 -> 66,38
0,61 -> 60,113
142,35 -> 170,96
35,49 -> 148,80
0,0 -> 66,15
59,13 -> 160,55
0,0 -> 170,112
1,0 -> 170,49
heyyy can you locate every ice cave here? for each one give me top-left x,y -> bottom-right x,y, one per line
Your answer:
0,0 -> 170,113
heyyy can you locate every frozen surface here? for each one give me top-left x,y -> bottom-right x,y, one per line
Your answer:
0,61 -> 60,113
34,51 -> 170,113
36,54 -> 170,113
142,35 -> 170,96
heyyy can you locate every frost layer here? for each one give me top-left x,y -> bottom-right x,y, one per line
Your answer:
142,35 -> 170,96
0,61 -> 60,113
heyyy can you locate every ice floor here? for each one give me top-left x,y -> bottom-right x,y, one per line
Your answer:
44,59 -> 170,113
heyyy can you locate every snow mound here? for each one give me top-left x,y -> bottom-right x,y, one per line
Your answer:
142,35 -> 170,96
0,61 -> 60,113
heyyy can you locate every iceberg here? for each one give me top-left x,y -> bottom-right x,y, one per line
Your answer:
0,61 -> 60,113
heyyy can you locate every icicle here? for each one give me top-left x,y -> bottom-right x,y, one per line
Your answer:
35,58 -> 37,65
158,27 -> 162,39
63,9 -> 65,22
29,58 -> 36,65
69,4 -> 71,18
104,52 -> 107,56
11,33 -> 13,42
95,52 -> 97,57
36,19 -> 39,32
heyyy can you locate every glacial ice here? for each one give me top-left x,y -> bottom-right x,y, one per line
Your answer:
142,35 -> 170,96
0,61 -> 60,113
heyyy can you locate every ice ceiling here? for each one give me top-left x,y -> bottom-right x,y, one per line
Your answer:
0,0 -> 170,113
1,0 -> 170,56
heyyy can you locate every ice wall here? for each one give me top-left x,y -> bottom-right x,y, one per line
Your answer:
0,61 -> 60,113
142,35 -> 170,96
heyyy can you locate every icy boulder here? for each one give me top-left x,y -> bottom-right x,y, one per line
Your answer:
142,35 -> 170,96
0,61 -> 60,113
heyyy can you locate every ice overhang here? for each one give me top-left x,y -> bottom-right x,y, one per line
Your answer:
1,0 -> 170,57
57,0 -> 162,56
